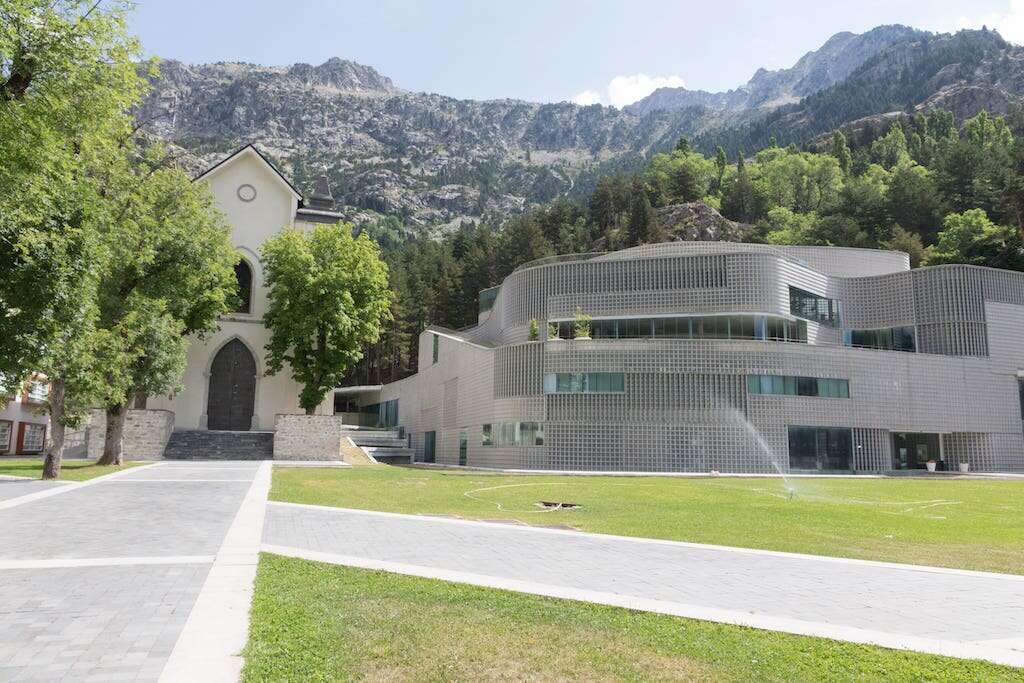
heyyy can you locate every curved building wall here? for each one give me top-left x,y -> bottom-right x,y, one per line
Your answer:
376,243 -> 1024,473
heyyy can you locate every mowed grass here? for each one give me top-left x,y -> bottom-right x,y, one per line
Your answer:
243,553 -> 1023,682
0,458 -> 146,481
271,465 -> 1024,574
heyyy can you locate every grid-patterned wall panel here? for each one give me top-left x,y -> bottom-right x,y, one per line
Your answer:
374,243 -> 1024,473
493,343 -> 544,398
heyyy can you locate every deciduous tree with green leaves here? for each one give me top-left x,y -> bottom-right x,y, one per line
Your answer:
0,0 -> 149,478
262,225 -> 392,414
94,143 -> 238,465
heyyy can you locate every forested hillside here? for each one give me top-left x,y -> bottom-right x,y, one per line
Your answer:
347,108 -> 1024,386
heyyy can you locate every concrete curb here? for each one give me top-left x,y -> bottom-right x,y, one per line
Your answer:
160,461 -> 271,682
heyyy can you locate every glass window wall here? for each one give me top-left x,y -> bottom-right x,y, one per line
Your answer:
481,421 -> 544,446
747,375 -> 849,398
553,315 -> 807,343
844,326 -> 916,352
788,426 -> 853,471
543,373 -> 626,394
789,286 -> 841,327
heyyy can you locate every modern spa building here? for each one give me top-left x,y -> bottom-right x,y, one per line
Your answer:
350,241 -> 1024,473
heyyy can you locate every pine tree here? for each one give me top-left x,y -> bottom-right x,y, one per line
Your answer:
627,178 -> 654,246
714,146 -> 728,193
830,130 -> 853,174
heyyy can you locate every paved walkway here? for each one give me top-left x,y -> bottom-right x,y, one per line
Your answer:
0,461 -> 266,682
3,463 -> 1023,679
264,502 -> 1024,668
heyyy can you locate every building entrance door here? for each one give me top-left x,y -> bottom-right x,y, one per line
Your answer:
207,339 -> 256,431
423,431 -> 436,463
458,430 -> 468,466
892,432 -> 941,469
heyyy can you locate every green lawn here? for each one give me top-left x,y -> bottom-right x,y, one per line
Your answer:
243,553 -> 1023,682
271,465 -> 1024,574
0,458 -> 146,481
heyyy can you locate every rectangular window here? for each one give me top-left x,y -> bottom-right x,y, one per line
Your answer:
543,373 -> 625,394
1018,378 -> 1024,423
546,315 -> 806,343
789,286 -> 841,327
485,422 -> 545,446
846,326 -> 916,352
520,422 -> 544,446
478,286 -> 499,315
0,420 -> 11,451
788,425 -> 853,471
432,334 -> 439,364
747,375 -> 849,398
26,381 -> 48,403
19,423 -> 45,453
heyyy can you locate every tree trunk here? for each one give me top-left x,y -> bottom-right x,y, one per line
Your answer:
41,379 -> 66,480
305,405 -> 315,416
97,403 -> 126,466
132,391 -> 149,409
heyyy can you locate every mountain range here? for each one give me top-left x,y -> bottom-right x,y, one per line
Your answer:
140,25 -> 1024,232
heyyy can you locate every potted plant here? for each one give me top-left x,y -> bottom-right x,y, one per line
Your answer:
528,318 -> 539,341
574,307 -> 592,340
925,459 -> 937,473
547,321 -> 561,341
959,461 -> 970,473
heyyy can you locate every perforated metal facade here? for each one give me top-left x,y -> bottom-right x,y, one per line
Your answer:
369,243 -> 1024,473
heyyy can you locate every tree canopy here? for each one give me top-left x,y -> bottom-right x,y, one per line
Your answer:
262,225 -> 392,413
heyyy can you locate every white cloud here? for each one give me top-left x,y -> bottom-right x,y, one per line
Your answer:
570,73 -> 686,108
606,73 -> 686,108
931,0 -> 1024,44
571,89 -> 603,106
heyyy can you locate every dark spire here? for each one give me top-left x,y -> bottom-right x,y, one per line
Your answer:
306,169 -> 335,210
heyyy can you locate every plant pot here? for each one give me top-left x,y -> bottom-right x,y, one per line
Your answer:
925,461 -> 937,473
959,462 -> 970,473
575,335 -> 591,340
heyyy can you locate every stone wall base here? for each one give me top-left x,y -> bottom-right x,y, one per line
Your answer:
66,409 -> 175,459
274,414 -> 351,461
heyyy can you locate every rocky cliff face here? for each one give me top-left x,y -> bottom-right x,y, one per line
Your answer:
142,26 -> 1024,232
655,202 -> 751,241
140,59 -> 699,230
701,28 -> 1024,154
625,25 -> 923,116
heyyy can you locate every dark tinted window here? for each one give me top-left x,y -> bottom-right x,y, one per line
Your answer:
234,260 -> 253,313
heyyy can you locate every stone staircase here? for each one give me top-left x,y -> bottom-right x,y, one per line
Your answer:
346,428 -> 414,464
162,430 -> 274,460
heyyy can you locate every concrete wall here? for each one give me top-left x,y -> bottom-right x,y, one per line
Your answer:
273,414 -> 349,460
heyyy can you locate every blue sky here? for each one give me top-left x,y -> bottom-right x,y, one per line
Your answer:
130,0 -> 1019,106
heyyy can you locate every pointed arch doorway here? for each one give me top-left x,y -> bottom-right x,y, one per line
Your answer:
207,339 -> 257,431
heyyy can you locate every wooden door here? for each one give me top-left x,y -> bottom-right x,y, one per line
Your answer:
207,339 -> 256,431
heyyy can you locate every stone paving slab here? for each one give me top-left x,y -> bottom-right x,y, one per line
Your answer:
0,461 -> 262,682
0,479 -> 68,502
264,503 -> 1024,657
0,564 -> 209,682
0,480 -> 252,559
